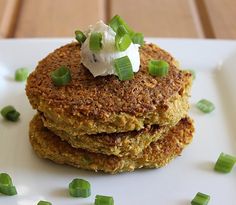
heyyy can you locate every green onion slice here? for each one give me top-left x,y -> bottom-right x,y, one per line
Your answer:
1,106 -> 16,118
5,111 -> 20,122
116,25 -> 129,36
75,30 -> 86,44
95,195 -> 114,205
196,99 -> 215,113
108,15 -> 133,35
89,32 -> 102,52
37,200 -> 52,205
69,178 -> 91,198
115,25 -> 131,51
51,66 -> 71,86
15,68 -> 29,82
214,152 -> 236,173
0,173 -> 17,196
0,105 -> 20,122
109,15 -> 145,47
0,173 -> 13,186
114,56 -> 134,81
148,60 -> 169,77
115,34 -> 131,51
191,192 -> 210,205
0,185 -> 17,196
131,32 -> 144,45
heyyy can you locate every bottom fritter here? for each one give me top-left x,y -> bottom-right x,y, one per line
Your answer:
29,115 -> 194,174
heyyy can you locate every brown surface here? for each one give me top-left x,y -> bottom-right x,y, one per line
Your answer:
0,0 -> 7,22
109,0 -> 199,37
26,43 -> 192,135
26,43 -> 191,117
40,91 -> 190,136
14,0 -> 105,37
41,111 -> 168,157
204,0 -> 236,39
0,0 -> 21,37
29,114 -> 194,174
1,0 -> 236,38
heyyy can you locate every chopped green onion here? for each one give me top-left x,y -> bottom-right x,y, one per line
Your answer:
0,105 -> 20,122
114,56 -> 134,81
148,60 -> 169,77
116,25 -> 129,36
115,34 -> 131,51
0,173 -> 13,186
5,111 -> 20,122
37,200 -> 52,205
108,15 -> 133,35
214,152 -> 236,173
0,185 -> 17,196
131,32 -> 144,45
15,68 -> 29,81
95,195 -> 114,205
109,15 -> 145,47
75,30 -> 86,44
1,105 -> 15,118
185,69 -> 196,80
115,25 -> 131,51
0,173 -> 17,196
191,192 -> 210,205
196,99 -> 215,113
51,66 -> 71,86
69,178 -> 91,198
89,32 -> 102,52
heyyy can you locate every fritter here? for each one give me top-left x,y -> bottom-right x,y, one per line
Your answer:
40,94 -> 188,157
29,114 -> 194,174
40,112 -> 168,157
26,43 -> 192,135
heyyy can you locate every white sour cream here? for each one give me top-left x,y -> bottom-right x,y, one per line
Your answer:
80,21 -> 140,77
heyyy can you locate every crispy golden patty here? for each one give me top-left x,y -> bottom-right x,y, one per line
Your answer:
39,93 -> 188,157
29,114 -> 194,174
26,43 -> 192,135
40,113 -> 169,157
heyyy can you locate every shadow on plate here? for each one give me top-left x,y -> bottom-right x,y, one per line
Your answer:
175,199 -> 190,205
195,161 -> 215,172
50,188 -> 69,198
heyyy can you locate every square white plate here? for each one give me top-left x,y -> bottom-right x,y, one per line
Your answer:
0,38 -> 236,205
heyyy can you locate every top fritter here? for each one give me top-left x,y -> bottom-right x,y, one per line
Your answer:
26,15 -> 192,136
26,42 -> 192,135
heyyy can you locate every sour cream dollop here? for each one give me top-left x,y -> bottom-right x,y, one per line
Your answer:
80,21 -> 140,77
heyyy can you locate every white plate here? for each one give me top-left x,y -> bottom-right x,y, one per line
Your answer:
0,38 -> 236,205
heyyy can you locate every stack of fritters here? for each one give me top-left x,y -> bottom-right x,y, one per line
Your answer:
26,43 -> 194,174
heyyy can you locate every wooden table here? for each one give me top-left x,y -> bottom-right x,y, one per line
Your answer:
0,0 -> 236,39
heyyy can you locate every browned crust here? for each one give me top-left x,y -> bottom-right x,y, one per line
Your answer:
39,112 -> 169,157
26,43 -> 192,120
39,89 -> 190,135
29,115 -> 194,174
